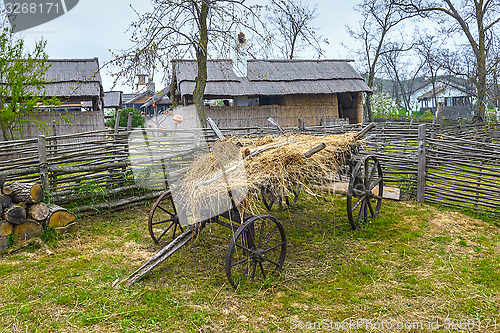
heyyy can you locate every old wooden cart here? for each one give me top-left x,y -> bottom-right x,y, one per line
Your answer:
125,122 -> 384,287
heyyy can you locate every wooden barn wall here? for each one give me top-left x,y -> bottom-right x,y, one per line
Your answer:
206,96 -> 341,128
21,109 -> 106,141
282,93 -> 338,109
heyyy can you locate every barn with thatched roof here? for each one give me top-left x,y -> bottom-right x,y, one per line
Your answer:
15,58 -> 106,138
170,59 -> 371,127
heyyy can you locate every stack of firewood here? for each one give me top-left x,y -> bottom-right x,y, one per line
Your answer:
0,176 -> 77,251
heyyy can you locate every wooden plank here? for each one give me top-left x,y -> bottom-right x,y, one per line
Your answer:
313,182 -> 401,200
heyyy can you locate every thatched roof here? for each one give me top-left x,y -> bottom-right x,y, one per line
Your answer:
40,58 -> 103,99
104,91 -> 123,108
0,58 -> 103,101
172,59 -> 371,99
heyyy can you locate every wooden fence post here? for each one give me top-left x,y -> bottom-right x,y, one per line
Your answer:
114,109 -> 122,134
37,135 -> 49,194
127,111 -> 133,131
417,124 -> 426,202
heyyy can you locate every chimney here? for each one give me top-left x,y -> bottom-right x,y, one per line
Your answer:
232,32 -> 247,77
135,74 -> 147,92
147,76 -> 155,92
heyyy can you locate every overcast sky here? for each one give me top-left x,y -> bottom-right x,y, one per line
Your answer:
17,0 -> 362,92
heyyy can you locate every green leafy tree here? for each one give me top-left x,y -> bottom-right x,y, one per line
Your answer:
0,28 -> 59,140
106,107 -> 145,128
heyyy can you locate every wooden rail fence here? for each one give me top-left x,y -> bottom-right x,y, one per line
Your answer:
0,121 -> 499,215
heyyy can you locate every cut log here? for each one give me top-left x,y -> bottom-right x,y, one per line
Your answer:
27,202 -> 50,222
4,182 -> 43,204
0,194 -> 11,217
13,220 -> 43,242
2,186 -> 12,195
2,204 -> 26,225
0,219 -> 13,237
46,205 -> 76,228
0,194 -> 12,208
0,175 -> 6,190
0,236 -> 8,252
55,222 -> 78,235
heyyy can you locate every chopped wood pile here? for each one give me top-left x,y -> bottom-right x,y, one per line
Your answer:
0,176 -> 77,252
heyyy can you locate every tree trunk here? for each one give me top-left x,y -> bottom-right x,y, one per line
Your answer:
193,0 -> 209,125
45,204 -> 76,228
3,182 -> 43,204
27,202 -> 50,222
2,204 -> 26,225
13,220 -> 43,242
0,220 -> 13,237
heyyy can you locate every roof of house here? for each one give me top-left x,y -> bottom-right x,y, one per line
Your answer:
40,58 -> 103,99
0,58 -> 103,100
123,90 -> 154,104
172,59 -> 371,99
416,76 -> 476,100
104,91 -> 123,108
412,75 -> 475,97
141,87 -> 172,108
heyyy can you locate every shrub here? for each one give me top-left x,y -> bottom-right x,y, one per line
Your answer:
106,107 -> 145,128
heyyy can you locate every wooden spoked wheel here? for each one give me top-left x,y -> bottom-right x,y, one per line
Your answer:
225,215 -> 287,288
148,190 -> 184,244
347,155 -> 383,230
260,185 -> 301,210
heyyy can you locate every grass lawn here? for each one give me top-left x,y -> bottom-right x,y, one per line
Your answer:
0,193 -> 499,332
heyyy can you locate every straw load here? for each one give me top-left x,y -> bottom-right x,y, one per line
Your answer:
172,132 -> 360,219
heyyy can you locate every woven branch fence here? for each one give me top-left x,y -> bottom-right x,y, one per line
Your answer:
0,121 -> 499,215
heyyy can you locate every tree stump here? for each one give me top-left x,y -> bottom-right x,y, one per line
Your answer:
2,204 -> 26,225
46,205 -> 76,228
4,182 -> 43,204
0,220 -> 13,237
13,220 -> 43,242
27,202 -> 50,222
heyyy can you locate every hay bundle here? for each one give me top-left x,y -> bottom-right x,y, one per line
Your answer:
172,132 -> 360,221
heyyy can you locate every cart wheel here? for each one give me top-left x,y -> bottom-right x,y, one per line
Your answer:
225,215 -> 287,288
347,155 -> 383,230
148,190 -> 184,244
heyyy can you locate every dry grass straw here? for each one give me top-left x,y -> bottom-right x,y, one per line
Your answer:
174,133 -> 360,220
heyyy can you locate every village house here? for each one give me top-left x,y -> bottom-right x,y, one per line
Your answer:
141,87 -> 172,116
17,58 -> 105,138
409,76 -> 475,118
170,59 -> 371,127
103,91 -> 123,117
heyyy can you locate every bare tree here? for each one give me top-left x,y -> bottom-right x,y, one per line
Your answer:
111,0 -> 268,123
266,0 -> 327,59
346,0 -> 418,121
414,34 -> 451,110
380,43 -> 425,114
394,0 -> 500,122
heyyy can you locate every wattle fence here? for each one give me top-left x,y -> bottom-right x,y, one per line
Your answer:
1,121 -> 499,215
